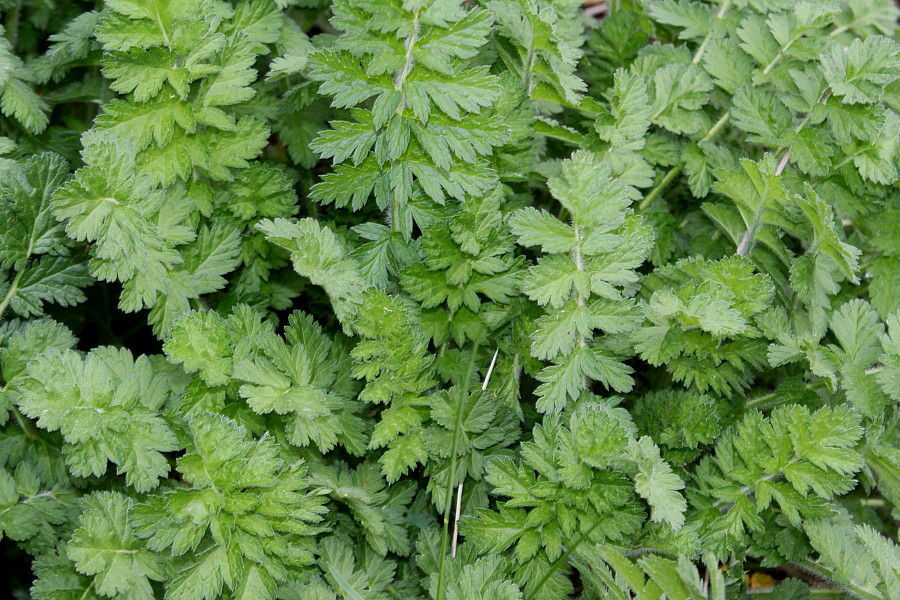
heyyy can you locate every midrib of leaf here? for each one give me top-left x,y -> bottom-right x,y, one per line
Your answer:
326,563 -> 367,600
761,33 -> 802,76
828,7 -> 885,39
150,0 -> 172,49
0,267 -> 26,321
0,198 -> 43,321
0,489 -> 59,516
714,470 -> 786,510
572,222 -> 589,351
525,518 -> 604,600
573,226 -> 585,309
395,9 -> 420,113
772,88 -> 833,160
710,455 -> 820,513
816,147 -> 865,179
78,580 -> 96,600
744,380 -> 826,409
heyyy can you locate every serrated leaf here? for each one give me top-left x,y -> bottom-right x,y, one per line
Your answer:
67,492 -> 165,599
821,35 -> 900,104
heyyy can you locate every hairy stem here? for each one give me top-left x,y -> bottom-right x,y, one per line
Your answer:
450,348 -> 498,558
692,0 -> 732,65
789,561 -> 882,600
0,267 -> 25,322
450,482 -> 463,558
736,88 -> 831,257
11,406 -> 39,441
5,0 -> 22,47
436,341 -> 482,600
747,587 -> 845,599
395,9 -> 421,113
639,162 -> 683,211
639,111 -> 730,210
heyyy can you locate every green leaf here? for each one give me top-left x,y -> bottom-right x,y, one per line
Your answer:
0,153 -> 72,271
594,69 -> 651,148
31,546 -> 104,600
807,520 -> 900,600
257,218 -> 368,330
648,1 -> 712,41
0,34 -> 50,133
648,63 -> 713,135
18,348 -> 178,491
227,0 -> 283,54
199,36 -> 258,108
731,86 -> 792,147
67,492 -> 165,599
783,127 -> 834,176
489,0 -> 587,105
628,437 -> 686,530
509,208 -> 576,254
821,35 -> 900,104
830,299 -> 883,367
94,98 -> 197,152
2,255 -> 91,319
795,185 -> 861,283
637,555 -> 693,600
163,310 -> 234,386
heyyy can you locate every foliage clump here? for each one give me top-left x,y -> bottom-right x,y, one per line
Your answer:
0,1 -> 898,599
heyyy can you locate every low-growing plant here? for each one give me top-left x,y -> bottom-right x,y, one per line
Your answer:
0,0 -> 898,599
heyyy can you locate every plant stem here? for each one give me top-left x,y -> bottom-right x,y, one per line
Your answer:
11,407 -> 38,441
704,111 -> 732,140
0,267 -> 25,322
449,348 -> 498,559
790,561 -> 882,600
395,9 -> 420,113
525,519 -> 603,600
639,111 -> 730,211
736,88 -> 831,257
436,341 -> 482,600
639,162 -> 683,211
5,1 -> 22,47
692,0 -> 732,65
